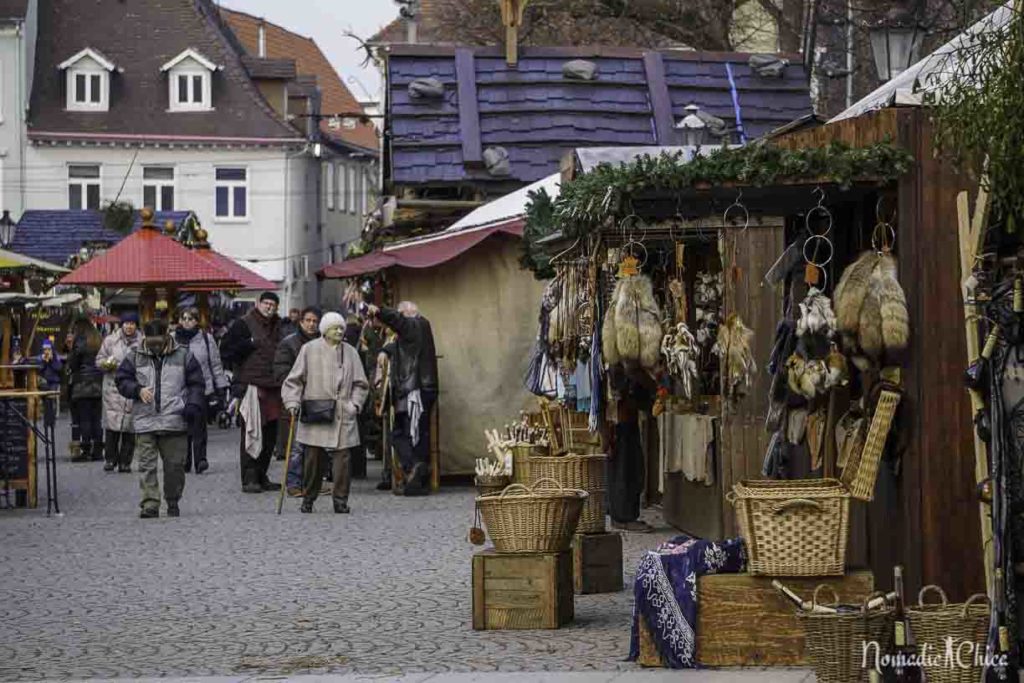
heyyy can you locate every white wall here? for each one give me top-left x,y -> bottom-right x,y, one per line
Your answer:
23,144 -> 322,310
0,18 -> 28,220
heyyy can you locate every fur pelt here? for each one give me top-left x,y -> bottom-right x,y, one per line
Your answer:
833,251 -> 910,368
602,274 -> 663,370
715,313 -> 756,400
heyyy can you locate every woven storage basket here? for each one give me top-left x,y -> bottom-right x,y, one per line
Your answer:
798,586 -> 893,683
511,443 -> 548,485
476,478 -> 587,553
729,478 -> 850,576
907,586 -> 989,683
530,453 -> 608,533
475,475 -> 511,498
841,389 -> 901,502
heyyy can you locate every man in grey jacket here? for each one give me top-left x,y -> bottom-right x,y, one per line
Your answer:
116,319 -> 206,519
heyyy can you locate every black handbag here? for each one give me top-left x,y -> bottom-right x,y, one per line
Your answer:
300,399 -> 336,424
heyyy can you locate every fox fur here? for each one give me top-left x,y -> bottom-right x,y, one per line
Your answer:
833,250 -> 910,369
602,274 -> 663,370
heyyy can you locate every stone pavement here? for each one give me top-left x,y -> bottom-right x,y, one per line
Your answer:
0,417 -> 813,682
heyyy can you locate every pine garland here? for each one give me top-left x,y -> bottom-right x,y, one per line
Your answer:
551,140 -> 914,238
520,187 -> 557,280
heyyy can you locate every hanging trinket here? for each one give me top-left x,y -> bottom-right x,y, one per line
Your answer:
661,322 -> 701,399
1014,275 -> 1023,313
981,324 -> 1001,360
714,313 -> 756,401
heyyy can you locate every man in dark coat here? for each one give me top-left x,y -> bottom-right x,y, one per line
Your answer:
273,306 -> 320,495
367,301 -> 438,496
220,292 -> 285,493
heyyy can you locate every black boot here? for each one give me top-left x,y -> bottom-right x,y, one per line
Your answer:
183,453 -> 192,474
195,459 -> 209,474
242,470 -> 262,494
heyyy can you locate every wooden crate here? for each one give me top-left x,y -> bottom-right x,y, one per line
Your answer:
572,532 -> 623,594
637,570 -> 874,667
472,550 -> 574,630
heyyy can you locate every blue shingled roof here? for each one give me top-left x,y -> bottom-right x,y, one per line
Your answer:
387,46 -> 813,187
11,210 -> 193,267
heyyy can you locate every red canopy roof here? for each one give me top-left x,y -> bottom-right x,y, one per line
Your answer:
318,220 -> 523,279
60,227 -> 238,288
185,249 -> 277,292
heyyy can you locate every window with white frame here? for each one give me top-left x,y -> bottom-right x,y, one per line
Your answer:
325,162 -> 334,211
354,169 -> 364,217
333,162 -> 341,210
60,48 -> 115,112
347,165 -> 357,214
161,49 -> 218,113
338,163 -> 348,213
214,167 -> 247,220
68,164 -> 101,210
142,166 -> 175,211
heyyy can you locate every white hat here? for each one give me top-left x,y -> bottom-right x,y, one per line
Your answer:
319,311 -> 345,336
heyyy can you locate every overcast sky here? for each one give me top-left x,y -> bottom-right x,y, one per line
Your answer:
215,0 -> 400,100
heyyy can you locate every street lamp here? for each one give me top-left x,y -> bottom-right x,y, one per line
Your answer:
0,210 -> 16,249
676,104 -> 707,148
869,11 -> 924,81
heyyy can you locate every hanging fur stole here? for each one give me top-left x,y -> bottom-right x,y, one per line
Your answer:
602,274 -> 663,370
714,313 -> 756,401
833,251 -> 909,369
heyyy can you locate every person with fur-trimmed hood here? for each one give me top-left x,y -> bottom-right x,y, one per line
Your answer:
97,312 -> 144,472
116,319 -> 206,519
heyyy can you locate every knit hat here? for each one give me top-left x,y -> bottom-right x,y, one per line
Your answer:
258,291 -> 280,304
319,311 -> 345,336
41,339 -> 53,349
120,311 -> 139,324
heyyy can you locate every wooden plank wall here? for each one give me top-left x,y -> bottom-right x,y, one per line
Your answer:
720,218 -> 785,533
774,109 -> 983,600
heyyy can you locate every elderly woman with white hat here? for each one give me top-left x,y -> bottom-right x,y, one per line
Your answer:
281,312 -> 369,514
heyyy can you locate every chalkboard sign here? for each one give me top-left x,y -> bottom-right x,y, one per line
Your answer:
0,398 -> 28,481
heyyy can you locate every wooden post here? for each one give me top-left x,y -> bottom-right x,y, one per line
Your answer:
0,313 -> 11,389
139,286 -> 157,324
196,292 -> 210,328
498,0 -> 529,66
956,185 -> 994,598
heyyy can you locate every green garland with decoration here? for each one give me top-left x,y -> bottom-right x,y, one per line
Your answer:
548,140 -> 914,240
520,187 -> 557,280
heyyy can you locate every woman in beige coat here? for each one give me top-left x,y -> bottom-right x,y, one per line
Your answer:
281,312 -> 369,514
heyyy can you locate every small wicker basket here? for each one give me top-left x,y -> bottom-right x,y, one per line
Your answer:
475,475 -> 511,498
729,478 -> 851,576
907,585 -> 989,683
476,477 -> 587,553
530,452 -> 608,533
798,586 -> 893,683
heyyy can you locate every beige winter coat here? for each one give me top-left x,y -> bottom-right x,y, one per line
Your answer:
97,328 -> 143,432
281,338 -> 369,451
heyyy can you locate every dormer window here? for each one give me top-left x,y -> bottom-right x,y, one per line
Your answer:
160,48 -> 221,112
59,48 -> 118,112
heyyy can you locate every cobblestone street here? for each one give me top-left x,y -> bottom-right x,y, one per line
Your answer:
0,418 -> 812,682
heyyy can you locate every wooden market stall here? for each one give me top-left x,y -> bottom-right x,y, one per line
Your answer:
548,107 -> 982,603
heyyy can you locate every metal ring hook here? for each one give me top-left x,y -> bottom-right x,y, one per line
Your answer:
723,190 -> 749,233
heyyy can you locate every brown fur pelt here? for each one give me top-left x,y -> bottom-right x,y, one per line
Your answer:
715,313 -> 756,400
833,251 -> 909,369
602,274 -> 663,370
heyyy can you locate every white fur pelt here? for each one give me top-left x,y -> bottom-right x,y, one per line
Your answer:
796,287 -> 837,338
833,251 -> 909,369
602,274 -> 663,370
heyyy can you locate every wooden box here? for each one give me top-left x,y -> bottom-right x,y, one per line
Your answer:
572,532 -> 623,594
472,550 -> 574,630
638,570 -> 874,667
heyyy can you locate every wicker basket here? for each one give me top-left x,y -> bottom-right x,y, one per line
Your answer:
511,443 -> 547,485
841,389 -> 901,501
907,586 -> 989,683
798,586 -> 893,683
530,453 -> 608,533
475,475 -> 511,497
729,478 -> 850,576
476,477 -> 587,553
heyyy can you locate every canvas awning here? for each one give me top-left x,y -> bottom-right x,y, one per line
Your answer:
319,173 -> 559,280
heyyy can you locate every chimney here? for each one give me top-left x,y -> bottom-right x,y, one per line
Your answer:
398,0 -> 420,43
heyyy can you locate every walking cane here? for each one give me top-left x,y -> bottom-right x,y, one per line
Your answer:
276,413 -> 298,515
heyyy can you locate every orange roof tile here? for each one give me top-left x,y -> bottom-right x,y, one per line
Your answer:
60,228 -> 239,288
221,7 -> 379,152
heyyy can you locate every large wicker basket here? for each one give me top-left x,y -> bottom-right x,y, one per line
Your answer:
476,478 -> 587,553
530,453 -> 608,533
511,443 -> 548,485
729,478 -> 850,576
798,586 -> 893,683
907,586 -> 989,683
